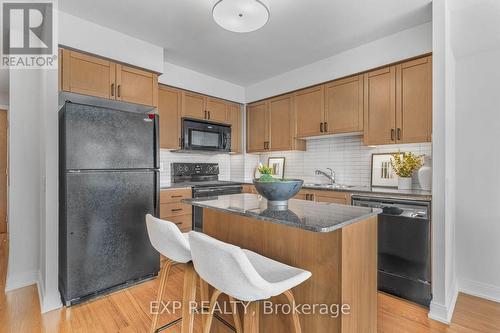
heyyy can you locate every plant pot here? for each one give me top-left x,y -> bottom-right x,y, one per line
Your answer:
398,177 -> 412,190
418,156 -> 432,191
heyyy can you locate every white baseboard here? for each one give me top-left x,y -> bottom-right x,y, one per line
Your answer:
428,280 -> 458,324
36,271 -> 63,313
459,278 -> 500,304
4,270 -> 38,292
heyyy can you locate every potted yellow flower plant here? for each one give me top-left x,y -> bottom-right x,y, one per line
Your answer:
390,152 -> 423,190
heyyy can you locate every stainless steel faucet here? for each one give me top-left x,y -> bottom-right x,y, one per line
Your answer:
315,168 -> 336,184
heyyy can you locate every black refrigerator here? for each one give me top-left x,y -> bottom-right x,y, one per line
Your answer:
59,102 -> 160,306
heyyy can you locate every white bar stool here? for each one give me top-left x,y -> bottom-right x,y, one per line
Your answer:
189,231 -> 312,333
145,214 -> 200,333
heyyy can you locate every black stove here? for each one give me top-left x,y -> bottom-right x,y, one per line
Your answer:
171,163 -> 243,231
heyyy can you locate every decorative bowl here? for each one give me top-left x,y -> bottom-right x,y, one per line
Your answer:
253,179 -> 304,208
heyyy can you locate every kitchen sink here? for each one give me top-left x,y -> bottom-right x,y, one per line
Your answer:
304,183 -> 356,190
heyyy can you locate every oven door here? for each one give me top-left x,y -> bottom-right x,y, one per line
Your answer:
182,119 -> 231,152
192,185 -> 242,231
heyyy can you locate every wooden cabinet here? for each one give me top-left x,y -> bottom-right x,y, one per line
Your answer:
61,48 -> 116,99
325,75 -> 364,134
159,188 -> 192,232
396,56 -> 432,143
182,92 -> 230,123
364,56 -> 432,145
247,101 -> 269,153
60,48 -> 158,107
295,85 -> 325,138
247,95 -> 305,153
297,189 -> 351,205
242,184 -> 258,194
363,66 -> 397,145
115,64 -> 158,106
228,103 -> 242,154
158,85 -> 182,149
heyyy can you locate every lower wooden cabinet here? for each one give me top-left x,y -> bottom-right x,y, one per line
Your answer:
159,188 -> 192,232
297,189 -> 352,205
242,184 -> 258,194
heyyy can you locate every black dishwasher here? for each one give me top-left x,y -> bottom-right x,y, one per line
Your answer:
352,195 -> 432,307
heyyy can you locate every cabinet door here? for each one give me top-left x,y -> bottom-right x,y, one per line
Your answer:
116,64 -> 158,107
228,103 -> 242,153
206,97 -> 229,123
396,56 -> 432,144
158,86 -> 182,149
363,66 -> 397,145
182,92 -> 206,120
269,94 -> 293,151
247,102 -> 269,153
61,49 -> 115,99
325,75 -> 364,134
295,85 -> 325,138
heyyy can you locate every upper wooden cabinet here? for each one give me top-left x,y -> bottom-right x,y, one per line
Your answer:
115,64 -> 158,107
295,85 -> 325,138
158,85 -> 182,149
396,56 -> 432,144
228,103 -> 242,154
61,49 -> 115,99
247,101 -> 269,153
60,48 -> 158,107
325,75 -> 364,134
247,95 -> 305,153
364,56 -> 432,145
363,66 -> 397,145
182,92 -> 230,124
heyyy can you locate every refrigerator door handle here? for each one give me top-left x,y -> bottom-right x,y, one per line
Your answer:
154,171 -> 160,217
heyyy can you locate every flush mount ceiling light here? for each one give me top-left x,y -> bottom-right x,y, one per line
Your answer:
212,0 -> 269,33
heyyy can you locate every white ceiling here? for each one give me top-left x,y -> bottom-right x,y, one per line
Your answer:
59,0 -> 432,86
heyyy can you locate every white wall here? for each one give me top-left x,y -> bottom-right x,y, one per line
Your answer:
245,22 -> 432,102
453,0 -> 500,303
428,0 -> 458,324
6,70 -> 42,292
59,11 -> 164,73
160,62 -> 245,103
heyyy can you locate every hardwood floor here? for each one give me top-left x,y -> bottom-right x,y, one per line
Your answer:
1,233 -> 499,332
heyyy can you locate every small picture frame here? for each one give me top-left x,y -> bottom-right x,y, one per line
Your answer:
268,157 -> 286,179
371,153 -> 400,188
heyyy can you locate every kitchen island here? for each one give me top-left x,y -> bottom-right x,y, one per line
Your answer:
183,193 -> 381,333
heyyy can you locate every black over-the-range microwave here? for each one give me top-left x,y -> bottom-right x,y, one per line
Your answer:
181,118 -> 231,152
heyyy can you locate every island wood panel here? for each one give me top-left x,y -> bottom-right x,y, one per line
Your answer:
115,64 -> 158,107
325,75 -> 364,134
247,101 -> 269,153
203,209 -> 377,333
396,56 -> 432,144
295,85 -> 325,138
158,85 -> 182,149
363,66 -> 397,145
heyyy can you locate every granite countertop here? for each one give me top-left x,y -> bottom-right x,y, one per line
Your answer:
182,193 -> 381,233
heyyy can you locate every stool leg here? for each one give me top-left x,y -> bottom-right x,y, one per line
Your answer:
243,301 -> 260,333
150,259 -> 173,333
283,290 -> 302,333
203,289 -> 222,333
228,296 -> 243,333
199,278 -> 209,331
181,262 -> 198,333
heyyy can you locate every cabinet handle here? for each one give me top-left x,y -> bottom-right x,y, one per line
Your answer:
397,128 -> 401,140
111,83 -> 115,97
391,129 -> 395,141
320,122 -> 324,133
178,137 -> 181,147
305,194 -> 309,200
171,195 -> 183,198
208,111 -> 211,119
324,122 -> 328,132
117,85 -> 121,97
171,208 -> 183,212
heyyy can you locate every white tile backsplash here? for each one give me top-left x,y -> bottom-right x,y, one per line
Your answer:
161,136 -> 432,189
257,135 -> 432,189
